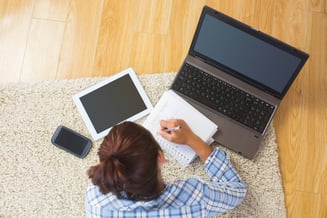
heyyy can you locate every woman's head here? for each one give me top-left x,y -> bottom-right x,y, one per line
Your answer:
87,121 -> 163,201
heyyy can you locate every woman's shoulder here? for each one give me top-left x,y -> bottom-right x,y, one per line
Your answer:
165,177 -> 205,193
159,178 -> 206,205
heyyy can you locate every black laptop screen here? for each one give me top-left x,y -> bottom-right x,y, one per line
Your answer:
191,8 -> 308,98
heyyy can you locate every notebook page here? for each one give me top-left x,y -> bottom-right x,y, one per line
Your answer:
143,90 -> 218,166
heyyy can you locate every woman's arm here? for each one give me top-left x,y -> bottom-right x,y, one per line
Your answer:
159,119 -> 246,216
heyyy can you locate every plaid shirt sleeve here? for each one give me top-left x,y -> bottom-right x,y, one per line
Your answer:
202,148 -> 247,216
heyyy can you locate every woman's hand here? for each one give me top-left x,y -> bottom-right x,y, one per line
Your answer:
158,119 -> 195,145
158,119 -> 213,161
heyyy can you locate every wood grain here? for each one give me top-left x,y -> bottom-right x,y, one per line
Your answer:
294,192 -> 327,217
93,0 -> 136,76
274,74 -> 304,216
56,0 -> 104,79
164,0 -> 205,72
20,19 -> 65,81
130,33 -> 166,73
32,0 -> 70,21
0,0 -> 33,82
297,11 -> 327,194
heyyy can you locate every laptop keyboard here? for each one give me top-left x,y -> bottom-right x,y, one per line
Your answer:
171,63 -> 275,133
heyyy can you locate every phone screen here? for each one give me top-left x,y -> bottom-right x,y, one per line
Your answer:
51,126 -> 92,157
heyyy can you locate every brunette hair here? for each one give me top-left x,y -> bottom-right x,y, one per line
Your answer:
87,121 -> 162,201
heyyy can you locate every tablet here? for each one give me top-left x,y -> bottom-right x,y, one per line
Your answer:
73,68 -> 153,140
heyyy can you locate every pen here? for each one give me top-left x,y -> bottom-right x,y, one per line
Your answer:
164,125 -> 181,132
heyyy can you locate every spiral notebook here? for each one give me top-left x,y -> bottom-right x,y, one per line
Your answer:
143,90 -> 218,166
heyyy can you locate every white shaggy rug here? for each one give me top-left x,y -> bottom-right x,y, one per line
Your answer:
0,73 -> 286,217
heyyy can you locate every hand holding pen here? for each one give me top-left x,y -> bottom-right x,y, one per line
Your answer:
159,119 -> 213,161
159,119 -> 195,145
163,125 -> 182,133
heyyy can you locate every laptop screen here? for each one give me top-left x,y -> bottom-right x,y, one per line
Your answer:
190,6 -> 309,98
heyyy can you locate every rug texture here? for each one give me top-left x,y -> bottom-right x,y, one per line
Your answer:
0,73 -> 286,217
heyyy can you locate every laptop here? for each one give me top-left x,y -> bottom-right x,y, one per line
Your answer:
170,6 -> 309,159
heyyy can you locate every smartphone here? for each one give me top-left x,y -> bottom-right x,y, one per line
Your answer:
51,125 -> 92,158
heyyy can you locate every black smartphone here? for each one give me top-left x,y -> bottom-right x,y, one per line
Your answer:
51,125 -> 92,158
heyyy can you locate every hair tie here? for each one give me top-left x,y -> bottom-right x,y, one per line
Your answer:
109,152 -> 119,159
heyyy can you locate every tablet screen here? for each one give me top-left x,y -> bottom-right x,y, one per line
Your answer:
73,68 -> 153,140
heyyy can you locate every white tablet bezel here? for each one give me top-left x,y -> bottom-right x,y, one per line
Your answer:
72,68 -> 153,141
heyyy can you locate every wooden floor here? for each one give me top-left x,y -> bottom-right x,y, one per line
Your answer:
1,0 -> 326,217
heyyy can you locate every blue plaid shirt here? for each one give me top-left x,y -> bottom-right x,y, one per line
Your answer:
85,148 -> 247,218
